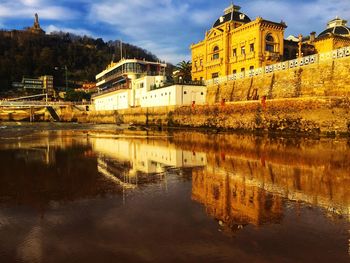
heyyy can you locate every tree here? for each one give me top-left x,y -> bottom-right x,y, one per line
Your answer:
176,60 -> 192,81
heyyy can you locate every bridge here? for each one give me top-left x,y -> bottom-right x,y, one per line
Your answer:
0,94 -> 90,108
0,94 -> 91,121
0,100 -> 91,108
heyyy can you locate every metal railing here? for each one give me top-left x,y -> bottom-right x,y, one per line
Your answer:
205,46 -> 350,86
91,84 -> 130,98
0,100 -> 91,107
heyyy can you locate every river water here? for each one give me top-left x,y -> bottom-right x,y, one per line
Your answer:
0,122 -> 349,263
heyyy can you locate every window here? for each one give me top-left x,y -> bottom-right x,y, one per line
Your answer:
233,48 -> 237,56
212,46 -> 219,60
201,92 -> 204,95
265,34 -> 275,52
250,43 -> 254,52
212,72 -> 219,79
184,91 -> 187,94
200,59 -> 203,66
232,69 -> 237,74
249,66 -> 254,70
241,68 -> 245,72
241,46 -> 245,55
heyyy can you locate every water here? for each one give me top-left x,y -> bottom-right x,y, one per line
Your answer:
0,122 -> 349,263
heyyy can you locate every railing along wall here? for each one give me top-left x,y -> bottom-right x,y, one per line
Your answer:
205,46 -> 350,86
0,101 -> 91,107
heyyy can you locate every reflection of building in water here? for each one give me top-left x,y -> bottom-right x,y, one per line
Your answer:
91,138 -> 207,187
174,132 -> 350,219
192,167 -> 283,230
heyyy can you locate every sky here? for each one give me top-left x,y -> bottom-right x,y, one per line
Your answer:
1,0 -> 350,63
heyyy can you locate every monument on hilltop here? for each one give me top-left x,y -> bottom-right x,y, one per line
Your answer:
26,13 -> 45,35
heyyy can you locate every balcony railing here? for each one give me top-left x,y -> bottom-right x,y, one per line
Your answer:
92,83 -> 130,98
206,58 -> 222,67
97,70 -> 165,84
151,80 -> 205,90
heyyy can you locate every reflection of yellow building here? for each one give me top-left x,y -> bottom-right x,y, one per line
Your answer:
192,169 -> 283,229
191,4 -> 286,81
313,17 -> 350,53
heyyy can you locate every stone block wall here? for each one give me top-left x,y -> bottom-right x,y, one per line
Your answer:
207,56 -> 350,104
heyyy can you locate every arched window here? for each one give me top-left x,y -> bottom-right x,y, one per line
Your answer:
212,46 -> 219,60
265,34 -> 276,52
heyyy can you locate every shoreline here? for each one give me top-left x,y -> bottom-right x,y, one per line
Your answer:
1,96 -> 350,138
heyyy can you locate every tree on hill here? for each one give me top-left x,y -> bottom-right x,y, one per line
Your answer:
0,30 -> 160,94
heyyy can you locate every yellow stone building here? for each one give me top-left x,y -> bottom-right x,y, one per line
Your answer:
313,17 -> 350,53
191,4 -> 287,81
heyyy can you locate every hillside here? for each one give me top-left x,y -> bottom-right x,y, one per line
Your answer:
0,30 -> 160,93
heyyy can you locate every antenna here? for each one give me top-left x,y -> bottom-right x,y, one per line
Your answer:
120,40 -> 123,60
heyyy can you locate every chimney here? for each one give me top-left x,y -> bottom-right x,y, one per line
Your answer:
310,31 -> 316,43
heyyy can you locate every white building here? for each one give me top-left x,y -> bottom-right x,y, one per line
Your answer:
91,137 -> 207,175
92,59 -> 206,111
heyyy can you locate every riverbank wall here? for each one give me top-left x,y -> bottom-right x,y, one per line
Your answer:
1,97 -> 349,136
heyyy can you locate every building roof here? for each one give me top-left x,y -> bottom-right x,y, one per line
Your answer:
318,26 -> 350,37
318,17 -> 350,38
213,4 -> 251,28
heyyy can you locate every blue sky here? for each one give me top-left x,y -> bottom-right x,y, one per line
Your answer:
1,0 -> 349,63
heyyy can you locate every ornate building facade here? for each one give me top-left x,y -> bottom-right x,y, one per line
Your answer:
191,4 -> 350,81
191,4 -> 286,81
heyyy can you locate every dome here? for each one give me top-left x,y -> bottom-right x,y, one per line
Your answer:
318,17 -> 350,37
213,4 -> 251,28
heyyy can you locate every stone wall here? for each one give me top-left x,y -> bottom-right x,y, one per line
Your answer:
206,56 -> 350,104
171,97 -> 350,135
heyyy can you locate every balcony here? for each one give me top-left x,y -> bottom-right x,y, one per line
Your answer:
264,51 -> 280,61
193,66 -> 204,72
206,58 -> 222,68
237,54 -> 246,61
246,52 -> 256,59
92,83 -> 130,98
229,56 -> 237,63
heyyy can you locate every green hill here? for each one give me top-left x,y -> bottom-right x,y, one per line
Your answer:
0,30 -> 159,93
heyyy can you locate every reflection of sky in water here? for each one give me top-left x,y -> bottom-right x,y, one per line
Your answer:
0,127 -> 349,263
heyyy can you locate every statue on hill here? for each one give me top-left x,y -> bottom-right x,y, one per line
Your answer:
27,13 -> 45,35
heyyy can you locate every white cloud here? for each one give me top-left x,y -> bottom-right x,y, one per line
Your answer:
88,0 -> 192,63
190,9 -> 217,26
0,0 -> 80,21
133,39 -> 190,63
244,0 -> 350,35
45,24 -> 94,37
